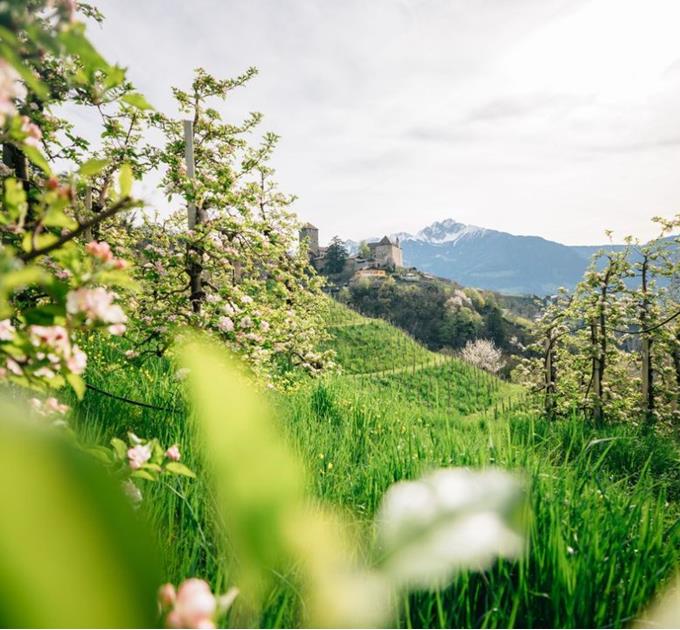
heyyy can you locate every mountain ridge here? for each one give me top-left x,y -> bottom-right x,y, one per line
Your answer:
348,219 -> 627,296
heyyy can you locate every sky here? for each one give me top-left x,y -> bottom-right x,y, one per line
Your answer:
82,0 -> 680,245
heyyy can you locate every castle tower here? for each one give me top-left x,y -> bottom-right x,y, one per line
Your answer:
299,222 -> 319,256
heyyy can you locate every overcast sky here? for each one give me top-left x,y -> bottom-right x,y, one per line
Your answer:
84,0 -> 680,245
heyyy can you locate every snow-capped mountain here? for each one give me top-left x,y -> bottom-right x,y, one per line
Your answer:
338,218 -> 675,295
358,219 -> 617,295
408,219 -> 488,244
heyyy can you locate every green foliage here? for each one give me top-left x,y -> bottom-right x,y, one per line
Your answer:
344,275 -> 531,359
519,216 -> 680,424
324,236 -> 348,274
0,400 -> 161,628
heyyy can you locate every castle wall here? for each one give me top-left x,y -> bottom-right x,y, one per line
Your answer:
372,243 -> 403,268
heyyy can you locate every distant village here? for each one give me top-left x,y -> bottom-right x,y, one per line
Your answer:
299,222 -> 431,284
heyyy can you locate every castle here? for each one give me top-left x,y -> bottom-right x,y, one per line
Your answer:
367,235 -> 404,268
299,223 -> 403,272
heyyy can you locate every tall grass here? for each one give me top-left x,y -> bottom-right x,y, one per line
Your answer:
70,310 -> 680,628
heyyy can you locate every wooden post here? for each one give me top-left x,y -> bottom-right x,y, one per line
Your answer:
184,119 -> 202,313
184,120 -> 197,229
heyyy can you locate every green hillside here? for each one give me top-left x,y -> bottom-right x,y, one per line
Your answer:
324,301 -> 517,415
324,303 -> 438,374
70,306 -> 680,628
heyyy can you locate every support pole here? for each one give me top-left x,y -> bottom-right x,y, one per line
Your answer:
183,120 -> 197,229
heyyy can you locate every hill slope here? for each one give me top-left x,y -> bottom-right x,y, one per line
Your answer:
70,314 -> 680,629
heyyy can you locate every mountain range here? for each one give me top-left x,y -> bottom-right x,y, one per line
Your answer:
350,219 -> 630,296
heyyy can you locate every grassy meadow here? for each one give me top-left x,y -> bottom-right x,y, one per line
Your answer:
71,301 -> 680,628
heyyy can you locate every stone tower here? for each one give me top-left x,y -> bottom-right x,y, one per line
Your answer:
299,222 -> 319,256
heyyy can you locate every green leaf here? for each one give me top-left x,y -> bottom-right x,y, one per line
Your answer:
87,446 -> 114,465
177,334 -> 381,627
0,27 -> 49,99
22,145 -> 52,176
119,163 -> 133,198
0,266 -> 47,293
131,469 -> 155,481
23,304 -> 64,326
110,437 -> 128,460
43,207 -> 78,230
179,335 -> 305,603
79,158 -> 109,177
4,178 -> 28,225
66,373 -> 86,400
58,24 -> 110,77
164,462 -> 196,478
121,92 -> 153,111
0,400 -> 160,627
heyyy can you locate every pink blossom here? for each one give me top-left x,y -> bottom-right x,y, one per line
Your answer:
32,397 -> 69,416
239,316 -> 252,330
108,323 -> 126,336
158,583 -> 176,608
0,319 -> 15,341
112,258 -> 128,270
45,397 -> 69,414
217,316 -> 234,333
259,320 -> 270,332
6,358 -> 21,375
19,115 -> 42,148
0,60 -> 25,124
240,295 -> 253,305
34,366 -> 55,379
67,287 -> 127,325
127,444 -> 152,470
165,444 -> 181,462
166,579 -> 216,629
66,345 -> 87,374
30,325 -> 70,354
85,240 -> 113,262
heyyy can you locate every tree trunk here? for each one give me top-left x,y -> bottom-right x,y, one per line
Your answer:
591,320 -> 603,424
639,256 -> 655,423
544,329 -> 557,416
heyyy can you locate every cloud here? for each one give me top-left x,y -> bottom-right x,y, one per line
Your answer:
86,0 -> 680,245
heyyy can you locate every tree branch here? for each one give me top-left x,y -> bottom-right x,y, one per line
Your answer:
20,196 -> 133,262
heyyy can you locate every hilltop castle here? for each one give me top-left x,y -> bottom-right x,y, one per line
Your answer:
299,223 -> 403,271
367,235 -> 403,268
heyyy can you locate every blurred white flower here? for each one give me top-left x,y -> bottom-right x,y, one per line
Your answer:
174,367 -> 191,381
376,468 -> 525,589
121,479 -> 143,508
0,319 -> 15,341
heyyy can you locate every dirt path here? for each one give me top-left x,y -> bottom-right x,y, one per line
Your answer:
343,354 -> 450,378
